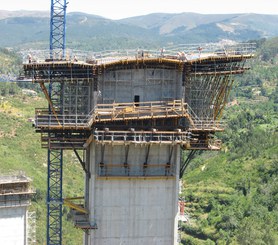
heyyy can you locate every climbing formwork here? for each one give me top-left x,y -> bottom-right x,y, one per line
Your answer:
23,43 -> 254,244
0,173 -> 35,244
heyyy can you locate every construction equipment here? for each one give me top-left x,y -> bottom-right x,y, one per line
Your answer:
47,1 -> 67,244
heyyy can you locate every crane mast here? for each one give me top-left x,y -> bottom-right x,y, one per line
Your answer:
50,0 -> 67,59
47,1 -> 67,244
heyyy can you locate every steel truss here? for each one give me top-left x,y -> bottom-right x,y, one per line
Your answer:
180,150 -> 199,178
47,81 -> 64,245
47,1 -> 67,244
50,0 -> 67,59
184,59 -> 244,121
47,149 -> 63,245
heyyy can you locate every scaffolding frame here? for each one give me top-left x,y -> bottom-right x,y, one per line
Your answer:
0,174 -> 34,208
27,211 -> 36,245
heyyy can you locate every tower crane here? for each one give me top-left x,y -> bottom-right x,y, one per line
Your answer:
47,1 -> 67,244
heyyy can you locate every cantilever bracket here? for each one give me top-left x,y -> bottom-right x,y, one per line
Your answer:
39,82 -> 61,126
83,134 -> 94,148
73,148 -> 91,178
179,149 -> 199,178
168,145 -> 174,163
145,145 -> 151,163
165,145 -> 174,175
216,78 -> 234,120
63,197 -> 88,214
143,145 -> 151,176
124,145 -> 130,175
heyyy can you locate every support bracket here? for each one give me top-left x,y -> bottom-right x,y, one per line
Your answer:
180,149 -> 199,178
143,145 -> 151,176
73,148 -> 91,178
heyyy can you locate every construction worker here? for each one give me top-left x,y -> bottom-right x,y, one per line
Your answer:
27,54 -> 32,63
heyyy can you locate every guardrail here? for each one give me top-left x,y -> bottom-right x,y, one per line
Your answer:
35,100 -> 225,131
186,104 -> 225,131
189,120 -> 225,131
93,130 -> 189,143
21,42 -> 256,64
91,100 -> 188,123
35,108 -> 91,129
35,100 -> 188,129
187,139 -> 222,150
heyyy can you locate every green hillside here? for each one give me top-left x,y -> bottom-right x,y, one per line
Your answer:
0,48 -> 21,81
180,38 -> 278,244
0,87 -> 84,243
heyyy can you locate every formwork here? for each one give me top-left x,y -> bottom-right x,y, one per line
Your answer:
0,173 -> 35,245
23,43 -> 255,244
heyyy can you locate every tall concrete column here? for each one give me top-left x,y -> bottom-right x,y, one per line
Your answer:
85,143 -> 180,245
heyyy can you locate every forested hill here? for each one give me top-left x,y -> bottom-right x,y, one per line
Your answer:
0,48 -> 21,81
180,38 -> 278,244
0,10 -> 278,49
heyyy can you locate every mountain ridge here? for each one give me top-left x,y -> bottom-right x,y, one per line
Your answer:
0,10 -> 277,50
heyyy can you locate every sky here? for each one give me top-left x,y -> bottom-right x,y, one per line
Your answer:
1,0 -> 278,19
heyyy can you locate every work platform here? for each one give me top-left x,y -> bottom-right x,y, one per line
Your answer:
0,173 -> 35,244
0,174 -> 34,208
35,100 -> 189,129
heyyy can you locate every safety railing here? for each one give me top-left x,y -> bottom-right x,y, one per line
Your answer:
93,130 -> 189,143
35,108 -> 92,129
189,120 -> 225,131
88,42 -> 255,64
35,100 -> 189,129
186,104 -> 225,131
186,139 -> 222,150
91,100 -> 188,124
21,42 -> 256,64
35,100 -> 225,132
40,132 -> 89,149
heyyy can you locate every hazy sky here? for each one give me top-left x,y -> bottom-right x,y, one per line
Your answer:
1,0 -> 278,19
